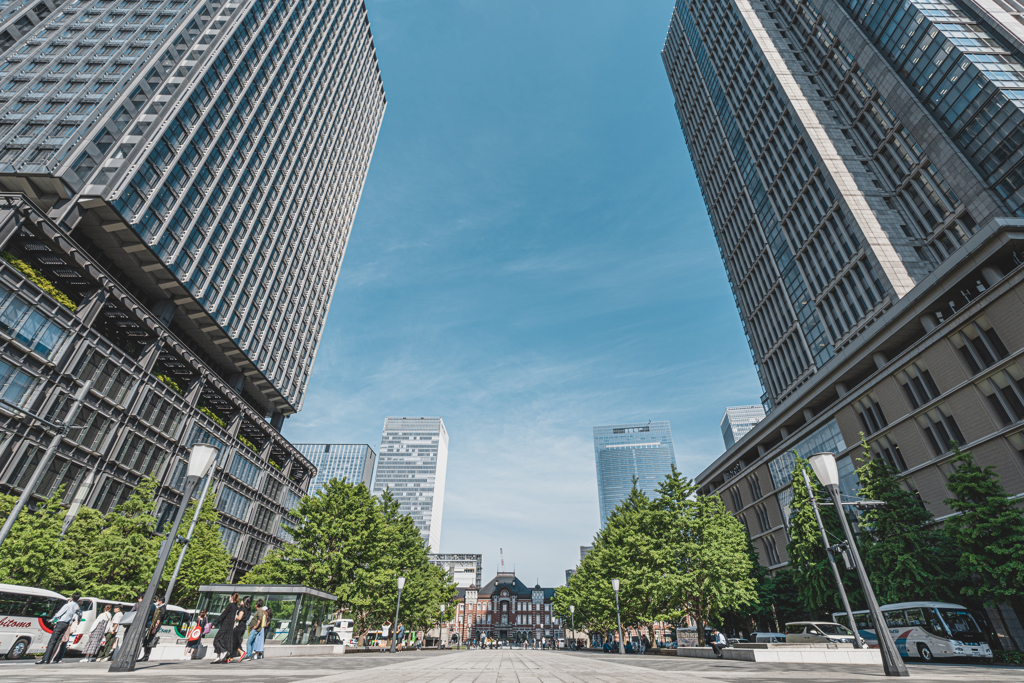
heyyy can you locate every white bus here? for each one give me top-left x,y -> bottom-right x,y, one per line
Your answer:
0,583 -> 67,659
833,601 -> 992,661
67,597 -> 134,652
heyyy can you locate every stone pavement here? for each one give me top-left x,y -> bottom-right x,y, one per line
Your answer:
3,648 -> 1021,682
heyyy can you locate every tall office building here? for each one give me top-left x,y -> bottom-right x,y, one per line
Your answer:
663,0 -> 1023,413
0,0 -> 384,578
664,0 -> 1024,643
428,553 -> 482,589
294,443 -> 376,494
721,405 -> 766,449
593,421 -> 675,526
373,417 -> 449,550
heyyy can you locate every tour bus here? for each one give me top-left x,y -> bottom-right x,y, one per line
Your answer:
325,618 -> 354,645
833,601 -> 992,661
0,583 -> 67,659
115,603 -> 192,644
67,597 -> 134,652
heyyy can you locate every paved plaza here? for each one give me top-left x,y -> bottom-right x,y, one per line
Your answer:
3,649 -> 1022,682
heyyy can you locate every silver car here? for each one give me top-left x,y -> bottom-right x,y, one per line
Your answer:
785,621 -> 856,644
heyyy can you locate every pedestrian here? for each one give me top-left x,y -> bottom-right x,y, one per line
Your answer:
81,604 -> 113,662
243,600 -> 264,661
381,620 -> 392,649
230,595 -> 251,662
97,606 -> 123,660
254,605 -> 271,660
396,622 -> 405,652
184,609 -> 209,660
140,596 -> 166,662
211,592 -> 239,663
37,593 -> 82,665
709,628 -> 726,659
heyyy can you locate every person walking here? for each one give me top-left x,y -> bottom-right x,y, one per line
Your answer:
230,596 -> 251,662
211,592 -> 239,663
184,609 -> 209,660
254,605 -> 271,660
139,597 -> 166,662
97,606 -> 123,661
81,604 -> 113,662
242,600 -> 264,661
37,593 -> 82,665
381,620 -> 392,650
709,628 -> 727,659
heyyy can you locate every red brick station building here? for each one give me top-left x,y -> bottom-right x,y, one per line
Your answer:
443,572 -> 565,645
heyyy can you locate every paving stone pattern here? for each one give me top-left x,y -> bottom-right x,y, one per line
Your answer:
3,648 -> 1022,682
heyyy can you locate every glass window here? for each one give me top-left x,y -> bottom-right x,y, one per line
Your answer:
884,610 -> 908,628
785,623 -> 806,634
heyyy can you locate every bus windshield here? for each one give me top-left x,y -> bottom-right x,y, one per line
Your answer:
938,609 -> 983,638
816,623 -> 853,636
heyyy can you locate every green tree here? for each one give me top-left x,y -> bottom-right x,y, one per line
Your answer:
0,489 -> 69,589
50,506 -> 106,594
76,477 -> 162,600
161,490 -> 231,607
944,444 -> 1024,647
855,435 -> 952,604
785,457 -> 859,617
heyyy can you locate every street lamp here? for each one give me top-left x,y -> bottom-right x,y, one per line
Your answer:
801,468 -> 863,650
109,443 -> 218,672
808,452 -> 909,677
569,605 -> 575,650
611,579 -> 624,655
390,576 -> 406,654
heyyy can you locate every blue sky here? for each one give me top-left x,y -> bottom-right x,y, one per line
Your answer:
283,0 -> 762,586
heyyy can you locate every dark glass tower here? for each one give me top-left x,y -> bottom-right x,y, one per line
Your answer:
0,0 -> 385,414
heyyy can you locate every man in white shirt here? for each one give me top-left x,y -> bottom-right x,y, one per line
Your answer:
37,593 -> 82,665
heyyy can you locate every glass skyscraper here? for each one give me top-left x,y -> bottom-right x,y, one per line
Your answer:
593,421 -> 676,527
663,0 -> 1024,412
0,0 -> 383,578
721,405 -> 766,449
372,417 -> 449,551
294,443 -> 376,495
0,0 -> 384,415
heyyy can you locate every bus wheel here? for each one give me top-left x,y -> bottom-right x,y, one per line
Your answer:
6,638 -> 29,660
917,644 -> 934,662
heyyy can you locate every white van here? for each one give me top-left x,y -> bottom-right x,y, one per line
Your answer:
833,602 -> 992,661
325,618 -> 353,645
67,598 -> 134,652
0,583 -> 67,659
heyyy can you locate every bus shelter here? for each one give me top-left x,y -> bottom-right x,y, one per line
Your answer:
195,584 -> 337,646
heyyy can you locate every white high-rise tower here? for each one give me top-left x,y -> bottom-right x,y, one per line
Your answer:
373,417 -> 449,550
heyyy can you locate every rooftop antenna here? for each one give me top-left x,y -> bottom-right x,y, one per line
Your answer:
500,548 -> 505,572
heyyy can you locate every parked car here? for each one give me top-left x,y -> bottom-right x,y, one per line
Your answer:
753,632 -> 786,643
726,638 -> 749,645
785,621 -> 856,644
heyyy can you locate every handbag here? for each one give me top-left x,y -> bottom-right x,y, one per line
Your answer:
202,622 -> 212,635
187,626 -> 202,641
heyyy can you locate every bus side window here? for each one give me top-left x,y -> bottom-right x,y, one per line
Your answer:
855,613 -> 873,630
79,599 -> 95,612
26,596 -> 61,620
884,610 -> 908,628
923,608 -> 948,638
904,608 -> 925,627
835,615 -> 850,629
0,591 -> 28,617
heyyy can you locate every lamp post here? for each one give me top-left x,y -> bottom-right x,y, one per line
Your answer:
808,452 -> 908,677
163,473 -> 215,603
390,576 -> 405,654
570,605 -> 575,650
109,443 -> 219,672
611,579 -> 624,655
801,468 -> 863,650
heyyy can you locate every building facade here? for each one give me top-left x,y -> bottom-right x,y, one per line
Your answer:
294,443 -> 376,494
0,0 -> 385,576
722,405 -> 766,449
663,0 -> 1024,646
445,572 -> 564,646
372,416 -> 449,550
428,552 -> 482,589
593,421 -> 676,526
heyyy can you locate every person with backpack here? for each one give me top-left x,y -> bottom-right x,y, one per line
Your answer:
183,609 -> 209,661
242,600 -> 265,661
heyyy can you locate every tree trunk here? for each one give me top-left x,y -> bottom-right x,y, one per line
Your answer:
696,617 -> 704,647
